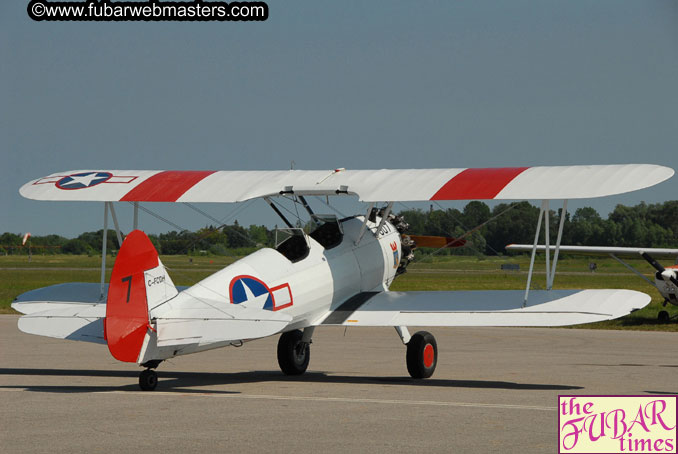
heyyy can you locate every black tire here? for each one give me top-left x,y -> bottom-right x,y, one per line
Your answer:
277,330 -> 310,375
406,331 -> 437,379
139,369 -> 158,391
658,310 -> 670,323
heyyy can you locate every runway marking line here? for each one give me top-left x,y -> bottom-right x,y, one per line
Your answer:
0,388 -> 555,411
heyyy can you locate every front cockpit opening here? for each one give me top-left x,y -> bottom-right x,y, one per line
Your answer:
309,215 -> 343,250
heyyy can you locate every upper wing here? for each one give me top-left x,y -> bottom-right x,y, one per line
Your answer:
20,165 -> 673,203
317,289 -> 650,327
506,244 -> 678,258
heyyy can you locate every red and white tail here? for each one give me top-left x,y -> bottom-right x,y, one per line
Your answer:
105,230 -> 177,363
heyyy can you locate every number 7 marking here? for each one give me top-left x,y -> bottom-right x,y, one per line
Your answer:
122,275 -> 132,303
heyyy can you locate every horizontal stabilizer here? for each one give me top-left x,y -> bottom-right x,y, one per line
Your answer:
320,289 -> 650,327
16,303 -> 106,344
155,302 -> 293,347
12,283 -> 107,344
12,283 -> 107,314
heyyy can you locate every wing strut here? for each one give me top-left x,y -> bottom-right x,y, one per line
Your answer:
133,202 -> 139,230
264,197 -> 294,229
524,200 -> 568,306
108,203 -> 123,247
524,202 -> 545,306
610,254 -> 658,288
375,202 -> 394,238
98,202 -> 131,299
100,203 -> 109,299
355,202 -> 375,245
548,200 -> 567,290
298,195 -> 317,225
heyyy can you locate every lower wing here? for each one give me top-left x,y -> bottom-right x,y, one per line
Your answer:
318,289 -> 650,327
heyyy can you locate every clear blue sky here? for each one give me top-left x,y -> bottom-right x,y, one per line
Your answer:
2,1 -> 677,237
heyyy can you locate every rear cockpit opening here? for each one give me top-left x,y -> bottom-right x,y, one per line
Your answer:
275,228 -> 310,263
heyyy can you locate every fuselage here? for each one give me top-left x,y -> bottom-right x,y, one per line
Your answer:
151,215 -> 402,339
655,265 -> 678,305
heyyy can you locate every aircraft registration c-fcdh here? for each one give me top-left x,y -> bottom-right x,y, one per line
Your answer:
14,165 -> 674,391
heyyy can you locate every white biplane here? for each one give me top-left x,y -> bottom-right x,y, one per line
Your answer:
13,165 -> 673,390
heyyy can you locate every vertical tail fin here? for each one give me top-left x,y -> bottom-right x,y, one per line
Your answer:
105,230 -> 177,363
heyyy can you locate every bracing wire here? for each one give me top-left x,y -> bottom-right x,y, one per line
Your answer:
131,200 -> 258,317
313,196 -> 348,218
432,201 -> 502,256
413,201 -> 521,262
129,202 -> 187,232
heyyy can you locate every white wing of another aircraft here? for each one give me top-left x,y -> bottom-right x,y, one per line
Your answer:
20,164 -> 673,203
506,244 -> 678,257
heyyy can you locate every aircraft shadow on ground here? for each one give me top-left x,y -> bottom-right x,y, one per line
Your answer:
575,363 -> 678,368
645,390 -> 678,395
0,368 -> 581,393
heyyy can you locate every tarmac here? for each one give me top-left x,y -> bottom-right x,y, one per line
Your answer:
1,314 -> 676,453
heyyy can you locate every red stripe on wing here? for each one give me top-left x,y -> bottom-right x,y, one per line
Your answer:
431,167 -> 529,200
121,171 -> 216,202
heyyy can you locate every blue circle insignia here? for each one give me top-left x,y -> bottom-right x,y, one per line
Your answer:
56,172 -> 112,190
229,275 -> 274,311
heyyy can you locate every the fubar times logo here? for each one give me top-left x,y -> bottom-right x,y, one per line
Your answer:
559,395 -> 677,453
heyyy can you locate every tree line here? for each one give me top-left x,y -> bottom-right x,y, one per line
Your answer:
399,200 -> 678,256
2,200 -> 678,256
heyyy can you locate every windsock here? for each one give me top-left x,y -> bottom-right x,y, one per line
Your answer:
22,232 -> 31,246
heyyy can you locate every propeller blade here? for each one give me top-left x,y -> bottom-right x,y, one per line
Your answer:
409,235 -> 466,249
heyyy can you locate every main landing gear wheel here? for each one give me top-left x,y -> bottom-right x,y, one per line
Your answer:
139,369 -> 158,391
658,310 -> 670,323
277,330 -> 310,375
406,331 -> 438,379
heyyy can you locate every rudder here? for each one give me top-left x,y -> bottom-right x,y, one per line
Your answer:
105,230 -> 176,363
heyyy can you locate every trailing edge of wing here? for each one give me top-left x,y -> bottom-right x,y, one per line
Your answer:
319,289 -> 650,327
20,164 -> 673,203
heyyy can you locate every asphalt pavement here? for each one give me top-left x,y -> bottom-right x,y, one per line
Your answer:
1,315 -> 676,453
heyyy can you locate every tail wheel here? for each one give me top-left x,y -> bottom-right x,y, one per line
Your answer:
406,331 -> 437,379
277,330 -> 310,375
139,369 -> 158,391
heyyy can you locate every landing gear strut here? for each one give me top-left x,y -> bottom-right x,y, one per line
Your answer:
406,331 -> 438,379
277,329 -> 310,375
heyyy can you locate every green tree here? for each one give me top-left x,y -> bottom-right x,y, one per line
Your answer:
484,202 -> 541,254
62,239 -> 91,254
223,221 -> 253,248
